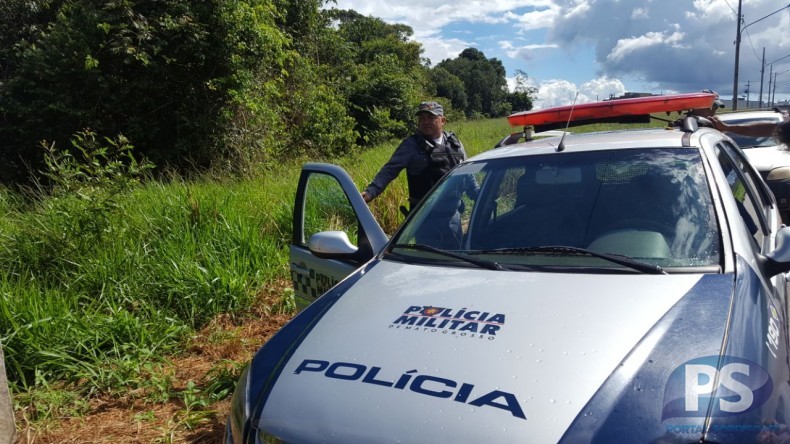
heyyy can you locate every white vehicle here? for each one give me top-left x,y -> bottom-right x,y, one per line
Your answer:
716,109 -> 790,222
226,95 -> 790,443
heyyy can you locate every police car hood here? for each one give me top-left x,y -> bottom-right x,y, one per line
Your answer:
257,260 -> 732,443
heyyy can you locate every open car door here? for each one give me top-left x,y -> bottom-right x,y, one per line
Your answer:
290,163 -> 388,310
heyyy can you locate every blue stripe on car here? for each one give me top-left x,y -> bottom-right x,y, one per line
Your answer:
705,256 -> 789,443
559,273 -> 735,443
243,261 -> 376,441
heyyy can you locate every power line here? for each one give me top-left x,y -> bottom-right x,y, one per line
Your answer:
744,30 -> 761,62
731,2 -> 790,110
722,0 -> 738,16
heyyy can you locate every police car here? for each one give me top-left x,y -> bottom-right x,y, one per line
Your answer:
226,94 -> 790,443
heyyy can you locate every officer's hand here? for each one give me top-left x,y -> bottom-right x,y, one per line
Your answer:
361,191 -> 372,203
708,116 -> 726,132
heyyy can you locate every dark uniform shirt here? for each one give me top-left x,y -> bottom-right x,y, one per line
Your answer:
364,131 -> 476,208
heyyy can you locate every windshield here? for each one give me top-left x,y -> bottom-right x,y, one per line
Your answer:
723,117 -> 782,148
390,148 -> 720,271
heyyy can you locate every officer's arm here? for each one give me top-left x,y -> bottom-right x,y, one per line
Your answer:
710,117 -> 778,138
363,141 -> 414,200
456,144 -> 480,199
465,175 -> 481,200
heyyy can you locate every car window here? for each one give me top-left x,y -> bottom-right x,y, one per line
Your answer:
392,148 -> 720,270
715,142 -> 769,247
723,141 -> 776,206
399,166 -> 486,250
301,172 -> 359,246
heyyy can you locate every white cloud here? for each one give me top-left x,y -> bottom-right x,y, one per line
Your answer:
328,0 -> 790,101
579,77 -> 627,101
330,1 -> 558,32
534,79 -> 580,108
328,1 -> 558,66
686,0 -> 732,23
631,7 -> 649,19
607,28 -> 687,62
565,0 -> 591,20
508,6 -> 561,31
528,76 -> 624,108
419,36 -> 474,66
500,41 -> 558,60
504,75 -> 627,109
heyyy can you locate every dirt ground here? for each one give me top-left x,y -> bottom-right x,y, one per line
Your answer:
13,280 -> 295,444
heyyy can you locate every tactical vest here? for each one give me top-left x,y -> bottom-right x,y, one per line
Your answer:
407,132 -> 465,208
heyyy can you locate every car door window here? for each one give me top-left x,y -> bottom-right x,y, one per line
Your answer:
715,143 -> 768,247
722,141 -> 776,208
290,165 -> 387,310
302,172 -> 359,247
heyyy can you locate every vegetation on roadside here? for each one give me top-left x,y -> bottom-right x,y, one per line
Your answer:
0,0 -> 534,187
0,132 -> 295,430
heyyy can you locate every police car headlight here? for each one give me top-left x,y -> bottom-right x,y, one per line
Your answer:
227,366 -> 251,444
767,167 -> 790,181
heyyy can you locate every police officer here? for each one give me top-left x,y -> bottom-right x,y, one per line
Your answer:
361,101 -> 477,248
361,101 -> 470,210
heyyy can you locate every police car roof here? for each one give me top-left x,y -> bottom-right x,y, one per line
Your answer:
472,126 -> 719,162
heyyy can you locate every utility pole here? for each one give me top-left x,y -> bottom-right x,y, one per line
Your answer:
771,73 -> 779,105
773,70 -> 789,106
731,0 -> 743,110
768,65 -> 773,107
746,80 -> 751,109
769,55 -> 790,106
759,47 -> 765,108
730,3 -> 790,111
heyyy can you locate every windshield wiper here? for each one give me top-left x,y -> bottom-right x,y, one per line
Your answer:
475,246 -> 666,275
390,243 -> 503,270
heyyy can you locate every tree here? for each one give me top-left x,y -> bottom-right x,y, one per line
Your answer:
0,2 -> 434,185
321,10 -> 427,144
435,48 -> 508,118
0,0 -> 362,184
506,70 -> 537,113
429,67 -> 468,113
1,0 -> 268,181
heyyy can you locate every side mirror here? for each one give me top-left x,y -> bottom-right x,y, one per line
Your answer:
308,231 -> 359,258
761,227 -> 790,277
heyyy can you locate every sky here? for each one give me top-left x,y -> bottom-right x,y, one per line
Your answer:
327,0 -> 790,109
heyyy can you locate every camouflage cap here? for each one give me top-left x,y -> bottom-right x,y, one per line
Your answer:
416,101 -> 444,116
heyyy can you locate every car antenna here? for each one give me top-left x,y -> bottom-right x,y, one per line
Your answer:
557,91 -> 578,152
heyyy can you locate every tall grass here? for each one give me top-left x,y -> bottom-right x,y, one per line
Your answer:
0,172 -> 299,401
1,177 -> 303,426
